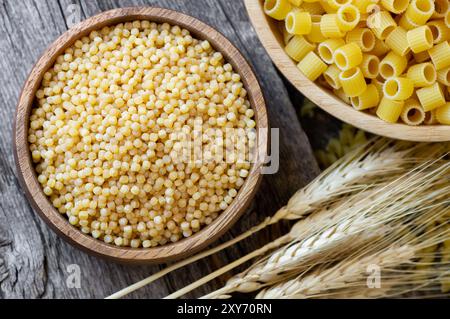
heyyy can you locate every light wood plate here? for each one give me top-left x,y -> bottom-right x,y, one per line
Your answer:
13,7 -> 268,264
245,0 -> 450,142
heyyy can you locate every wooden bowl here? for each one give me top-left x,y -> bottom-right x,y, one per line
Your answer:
13,7 -> 268,264
245,0 -> 450,142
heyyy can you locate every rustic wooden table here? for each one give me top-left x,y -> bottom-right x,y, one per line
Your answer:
0,0 -> 340,299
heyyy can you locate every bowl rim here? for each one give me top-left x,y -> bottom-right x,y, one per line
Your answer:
13,6 -> 268,264
245,0 -> 450,142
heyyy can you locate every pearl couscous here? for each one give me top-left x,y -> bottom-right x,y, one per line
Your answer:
28,21 -> 256,248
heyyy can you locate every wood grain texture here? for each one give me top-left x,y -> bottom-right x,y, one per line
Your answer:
0,0 -> 319,298
245,0 -> 450,142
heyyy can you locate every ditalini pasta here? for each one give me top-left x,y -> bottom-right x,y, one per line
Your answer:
264,0 -> 450,125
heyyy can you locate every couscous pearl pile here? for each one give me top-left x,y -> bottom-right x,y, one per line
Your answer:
28,21 -> 256,248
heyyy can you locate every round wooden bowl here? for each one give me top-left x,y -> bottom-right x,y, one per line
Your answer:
13,7 -> 268,264
245,0 -> 450,142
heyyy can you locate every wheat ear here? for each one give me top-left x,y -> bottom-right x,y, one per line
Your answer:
256,246 -> 415,299
199,162 -> 450,298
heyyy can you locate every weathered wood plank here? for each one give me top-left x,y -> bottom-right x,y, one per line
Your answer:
0,0 -> 320,299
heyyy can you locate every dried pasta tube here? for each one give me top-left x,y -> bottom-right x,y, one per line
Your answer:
346,28 -> 376,52
368,11 -> 397,40
303,1 -> 326,15
407,62 -> 437,87
416,82 -> 446,111
288,0 -> 302,5
354,0 -> 379,14
426,21 -> 450,44
306,15 -> 327,42
334,43 -> 363,70
336,4 -> 360,31
428,41 -> 450,70
264,0 -> 292,20
399,13 -> 421,30
435,103 -> 450,125
405,0 -> 435,25
285,35 -> 316,61
381,0 -> 409,14
321,14 -> 345,38
361,54 -> 380,79
339,67 -> 367,97
371,78 -> 385,98
297,51 -> 328,81
432,0 -> 449,19
318,38 -> 345,64
323,64 -> 342,89
445,10 -> 450,28
327,0 -> 352,11
383,77 -> 414,100
379,52 -> 408,79
351,84 -> 380,110
437,67 -> 450,86
423,110 -> 437,124
407,26 -> 434,53
385,26 -> 410,56
376,97 -> 405,123
400,98 -> 426,125
370,38 -> 391,56
286,11 -> 312,35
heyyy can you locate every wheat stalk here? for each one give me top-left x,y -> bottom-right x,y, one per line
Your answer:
198,162 -> 450,299
256,245 -> 415,299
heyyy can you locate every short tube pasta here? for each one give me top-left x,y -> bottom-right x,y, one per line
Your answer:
361,54 -> 380,79
407,62 -> 437,87
346,28 -> 376,52
416,82 -> 446,111
432,0 -> 449,19
426,20 -> 450,44
286,11 -> 312,35
376,97 -> 405,123
334,43 -> 363,70
400,98 -> 426,125
381,0 -> 409,14
288,0 -> 303,6
367,11 -> 397,40
379,52 -> 408,79
383,77 -> 415,100
339,67 -> 367,97
297,51 -> 328,81
405,0 -> 435,25
321,14 -> 345,38
428,41 -> 450,70
437,67 -> 450,86
399,13 -> 421,31
435,102 -> 450,124
326,0 -> 352,11
336,4 -> 360,31
323,64 -> 342,89
406,26 -> 434,53
306,15 -> 327,42
318,38 -> 345,64
264,0 -> 292,20
285,35 -> 316,61
351,84 -> 380,110
385,26 -> 410,56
